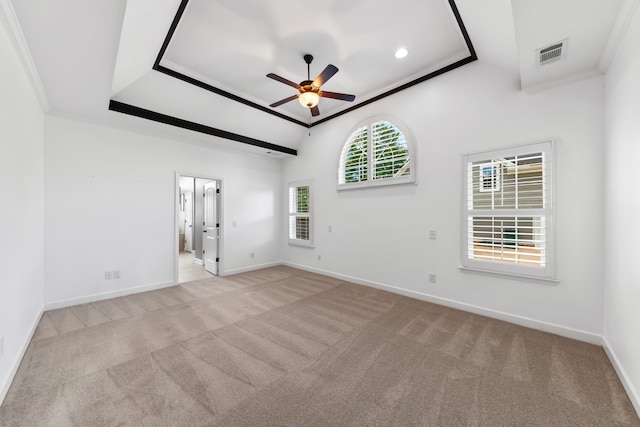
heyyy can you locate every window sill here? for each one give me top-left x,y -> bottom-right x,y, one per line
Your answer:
337,179 -> 417,191
288,241 -> 314,248
458,266 -> 559,285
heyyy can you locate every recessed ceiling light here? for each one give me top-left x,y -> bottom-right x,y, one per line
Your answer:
395,48 -> 409,59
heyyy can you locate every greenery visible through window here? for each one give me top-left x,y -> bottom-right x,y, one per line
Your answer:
288,181 -> 312,246
344,126 -> 368,183
339,118 -> 415,189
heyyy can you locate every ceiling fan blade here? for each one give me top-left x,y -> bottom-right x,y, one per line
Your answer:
310,105 -> 320,117
312,64 -> 338,88
319,91 -> 356,102
269,94 -> 299,108
266,73 -> 301,89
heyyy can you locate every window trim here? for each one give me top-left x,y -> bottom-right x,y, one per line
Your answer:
288,180 -> 313,247
337,116 -> 416,190
460,140 -> 556,281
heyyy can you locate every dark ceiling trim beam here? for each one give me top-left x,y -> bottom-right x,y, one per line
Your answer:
449,0 -> 477,60
108,100 -> 297,156
152,0 -> 309,128
311,56 -> 476,127
312,0 -> 477,127
155,65 -> 310,128
153,0 -> 188,69
152,0 -> 477,128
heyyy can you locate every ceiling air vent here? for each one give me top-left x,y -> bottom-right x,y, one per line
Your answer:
536,39 -> 567,66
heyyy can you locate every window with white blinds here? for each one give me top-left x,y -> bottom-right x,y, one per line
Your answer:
338,117 -> 415,189
461,141 -> 555,280
288,181 -> 312,247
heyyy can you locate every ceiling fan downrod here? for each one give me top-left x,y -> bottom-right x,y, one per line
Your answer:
304,54 -> 313,82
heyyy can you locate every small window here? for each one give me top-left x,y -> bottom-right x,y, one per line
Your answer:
461,141 -> 555,280
338,117 -> 415,189
288,181 -> 312,246
479,162 -> 500,192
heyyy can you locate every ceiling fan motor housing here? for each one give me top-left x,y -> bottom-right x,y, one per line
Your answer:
299,81 -> 317,91
266,53 -> 354,116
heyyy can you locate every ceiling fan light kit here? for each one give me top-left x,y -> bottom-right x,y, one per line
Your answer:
267,53 -> 356,117
299,91 -> 320,108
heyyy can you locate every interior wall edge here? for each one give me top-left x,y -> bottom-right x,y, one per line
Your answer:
282,261 -> 603,345
0,0 -> 49,111
603,336 -> 640,418
221,261 -> 283,277
599,0 -> 640,72
43,280 -> 175,312
0,307 -> 43,407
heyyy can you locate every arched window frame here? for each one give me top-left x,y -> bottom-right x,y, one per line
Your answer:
337,116 -> 416,190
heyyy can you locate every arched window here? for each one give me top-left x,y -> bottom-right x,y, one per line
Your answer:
338,117 -> 415,189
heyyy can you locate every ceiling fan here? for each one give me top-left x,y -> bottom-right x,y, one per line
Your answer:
267,54 -> 356,117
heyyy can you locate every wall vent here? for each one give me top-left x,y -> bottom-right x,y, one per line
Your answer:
536,40 -> 567,66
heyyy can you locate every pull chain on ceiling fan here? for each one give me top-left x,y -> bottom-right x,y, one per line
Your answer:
267,54 -> 356,117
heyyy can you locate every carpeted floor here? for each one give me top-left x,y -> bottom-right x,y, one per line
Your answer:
0,266 -> 638,426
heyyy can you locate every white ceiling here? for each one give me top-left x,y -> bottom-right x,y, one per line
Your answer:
9,0 -> 628,156
512,0 -> 624,93
156,0 -> 470,121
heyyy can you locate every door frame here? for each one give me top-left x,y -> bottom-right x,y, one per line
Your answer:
203,180 -> 220,276
174,172 -> 224,285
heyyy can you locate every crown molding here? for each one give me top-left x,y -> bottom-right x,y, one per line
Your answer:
0,0 -> 50,112
599,0 -> 640,73
521,68 -> 602,94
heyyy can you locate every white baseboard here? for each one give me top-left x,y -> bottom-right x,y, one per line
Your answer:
603,336 -> 640,418
0,307 -> 44,407
222,261 -> 282,277
44,280 -> 175,311
283,262 -> 602,345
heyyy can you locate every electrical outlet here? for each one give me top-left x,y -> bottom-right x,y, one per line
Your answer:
233,221 -> 238,228
113,270 -> 121,279
428,273 -> 436,283
105,271 -> 113,280
250,252 -> 255,258
328,225 -> 332,233
429,230 -> 437,240
317,254 -> 322,261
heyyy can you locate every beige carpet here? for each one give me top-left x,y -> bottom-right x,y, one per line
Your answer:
0,266 -> 638,426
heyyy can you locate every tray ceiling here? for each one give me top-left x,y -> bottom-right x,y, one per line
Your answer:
111,0 -> 476,141
9,0 -> 628,157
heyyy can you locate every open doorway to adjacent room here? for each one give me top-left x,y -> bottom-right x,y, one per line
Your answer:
176,174 -> 222,284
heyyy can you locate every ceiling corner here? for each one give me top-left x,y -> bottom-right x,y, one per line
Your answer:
598,0 -> 640,73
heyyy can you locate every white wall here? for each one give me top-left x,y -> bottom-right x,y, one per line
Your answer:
283,61 -> 605,340
603,3 -> 640,414
43,115 -> 283,306
0,10 -> 45,402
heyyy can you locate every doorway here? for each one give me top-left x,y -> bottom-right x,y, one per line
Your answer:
176,174 -> 222,284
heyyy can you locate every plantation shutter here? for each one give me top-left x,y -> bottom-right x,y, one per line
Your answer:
372,121 -> 410,180
338,125 -> 368,185
288,182 -> 312,246
462,141 -> 555,280
338,118 -> 414,189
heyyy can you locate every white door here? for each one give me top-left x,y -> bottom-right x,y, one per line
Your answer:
184,191 -> 193,252
203,181 -> 219,275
